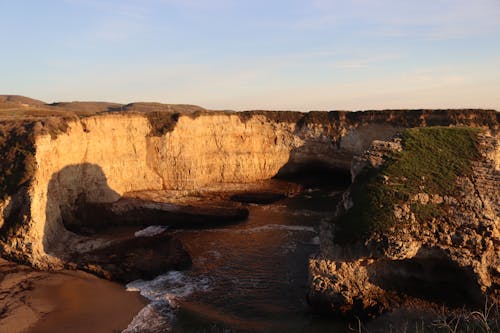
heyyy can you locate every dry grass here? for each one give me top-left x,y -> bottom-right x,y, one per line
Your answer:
348,299 -> 499,333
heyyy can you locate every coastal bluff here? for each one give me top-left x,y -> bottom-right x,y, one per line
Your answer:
0,96 -> 498,316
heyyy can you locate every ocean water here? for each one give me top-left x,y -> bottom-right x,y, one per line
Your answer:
124,188 -> 349,333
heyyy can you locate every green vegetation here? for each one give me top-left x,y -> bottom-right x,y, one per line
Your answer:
334,127 -> 482,243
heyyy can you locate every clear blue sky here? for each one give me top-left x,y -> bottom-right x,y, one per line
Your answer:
1,0 -> 499,110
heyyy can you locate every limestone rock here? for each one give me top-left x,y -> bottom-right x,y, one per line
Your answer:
309,130 -> 500,316
0,108 -> 497,276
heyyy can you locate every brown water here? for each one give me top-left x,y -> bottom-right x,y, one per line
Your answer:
125,186 -> 350,332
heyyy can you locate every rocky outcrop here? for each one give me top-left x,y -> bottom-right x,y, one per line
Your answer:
309,128 -> 499,316
74,233 -> 192,282
79,197 -> 249,232
0,105 -> 498,273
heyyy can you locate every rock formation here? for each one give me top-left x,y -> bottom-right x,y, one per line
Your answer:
0,96 -> 498,296
309,127 -> 499,316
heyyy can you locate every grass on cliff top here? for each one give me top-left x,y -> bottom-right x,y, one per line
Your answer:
334,126 -> 482,243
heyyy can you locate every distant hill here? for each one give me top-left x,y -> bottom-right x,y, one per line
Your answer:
0,95 -> 46,108
49,101 -> 124,114
116,102 -> 206,114
0,95 -> 211,121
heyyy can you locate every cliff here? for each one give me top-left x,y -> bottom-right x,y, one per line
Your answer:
0,98 -> 498,279
309,127 -> 499,316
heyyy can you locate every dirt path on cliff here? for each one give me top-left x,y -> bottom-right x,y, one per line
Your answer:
0,258 -> 146,333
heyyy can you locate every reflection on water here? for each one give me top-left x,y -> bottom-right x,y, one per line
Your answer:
126,187 -> 350,333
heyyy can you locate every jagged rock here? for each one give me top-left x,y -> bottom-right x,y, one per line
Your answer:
309,129 -> 500,316
308,258 -> 396,318
0,107 -> 497,274
75,233 -> 192,282
73,197 -> 249,233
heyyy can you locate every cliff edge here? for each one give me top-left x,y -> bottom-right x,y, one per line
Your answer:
309,127 -> 499,317
0,97 -> 498,298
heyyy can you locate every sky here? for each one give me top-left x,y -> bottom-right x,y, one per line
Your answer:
1,0 -> 500,111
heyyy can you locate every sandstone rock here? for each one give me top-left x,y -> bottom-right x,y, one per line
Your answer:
412,193 -> 429,205
308,258 -> 395,318
0,108 -> 497,275
309,129 -> 500,317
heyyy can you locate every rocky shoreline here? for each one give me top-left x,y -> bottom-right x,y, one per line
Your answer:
308,128 -> 499,323
0,97 -> 498,331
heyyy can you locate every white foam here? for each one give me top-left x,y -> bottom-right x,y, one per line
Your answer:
258,204 -> 287,211
290,209 -> 328,217
127,271 -> 212,303
243,224 -> 315,233
123,303 -> 173,333
134,225 -> 169,237
173,224 -> 316,235
207,250 -> 222,259
126,271 -> 212,332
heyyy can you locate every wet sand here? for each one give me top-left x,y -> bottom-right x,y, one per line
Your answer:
0,258 -> 146,333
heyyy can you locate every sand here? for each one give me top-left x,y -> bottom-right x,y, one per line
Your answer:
0,258 -> 147,333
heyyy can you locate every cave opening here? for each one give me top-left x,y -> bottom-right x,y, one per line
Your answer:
274,160 -> 352,189
367,254 -> 485,308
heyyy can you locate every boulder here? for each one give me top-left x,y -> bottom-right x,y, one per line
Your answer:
75,233 -> 192,282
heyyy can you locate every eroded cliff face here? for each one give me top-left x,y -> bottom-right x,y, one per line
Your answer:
309,128 -> 500,316
0,113 -> 303,267
0,108 -> 498,270
146,115 -> 302,188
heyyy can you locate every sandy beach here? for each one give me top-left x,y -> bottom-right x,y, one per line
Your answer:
0,258 -> 146,333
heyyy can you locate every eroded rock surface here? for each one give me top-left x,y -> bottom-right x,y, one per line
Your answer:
0,104 -> 498,278
75,233 -> 192,282
309,128 -> 499,317
73,197 -> 249,233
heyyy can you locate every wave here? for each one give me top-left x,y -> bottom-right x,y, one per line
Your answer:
122,302 -> 173,333
124,271 -> 212,332
127,271 -> 212,302
174,224 -> 316,235
242,224 -> 316,233
134,225 -> 169,237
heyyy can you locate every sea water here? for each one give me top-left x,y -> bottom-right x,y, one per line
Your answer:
124,188 -> 349,333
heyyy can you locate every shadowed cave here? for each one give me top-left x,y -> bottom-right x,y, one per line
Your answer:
275,160 -> 352,188
367,247 -> 485,307
44,163 -> 191,281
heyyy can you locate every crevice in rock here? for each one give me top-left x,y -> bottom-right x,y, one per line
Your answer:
366,248 -> 485,308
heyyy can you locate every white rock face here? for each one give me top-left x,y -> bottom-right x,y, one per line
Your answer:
1,110 -> 497,271
1,113 -> 307,267
146,114 -> 303,188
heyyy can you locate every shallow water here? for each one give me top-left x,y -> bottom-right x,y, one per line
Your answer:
125,187 -> 350,333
